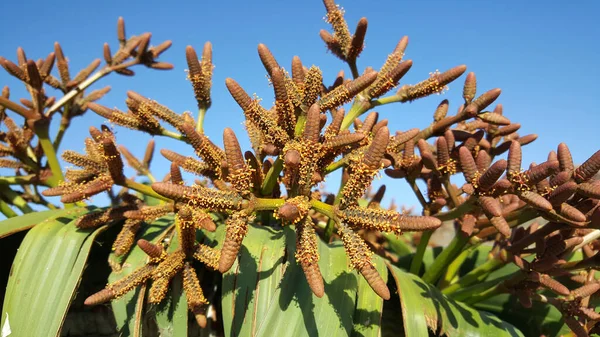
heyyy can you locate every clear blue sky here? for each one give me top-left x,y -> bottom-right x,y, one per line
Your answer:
1,0 -> 599,209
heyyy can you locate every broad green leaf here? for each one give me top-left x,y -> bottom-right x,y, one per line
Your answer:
0,208 -> 65,238
1,207 -> 107,337
152,229 -> 188,337
386,262 -> 524,337
109,216 -> 174,337
222,225 -> 385,337
351,254 -> 386,337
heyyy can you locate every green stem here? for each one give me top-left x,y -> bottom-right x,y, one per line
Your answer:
0,175 -> 43,185
407,177 -> 429,210
324,158 -> 347,175
324,169 -> 346,242
0,186 -> 33,213
161,129 -> 187,142
341,99 -> 371,130
438,242 -> 481,289
348,60 -> 360,79
53,105 -> 70,150
260,158 -> 283,196
0,199 -> 17,218
35,126 -> 63,187
310,199 -> 336,219
409,230 -> 433,275
442,257 -> 505,295
124,179 -> 170,202
196,107 -> 207,133
461,283 -> 507,305
435,196 -> 476,222
422,234 -> 471,284
451,273 -> 514,303
442,175 -> 461,208
370,94 -> 402,107
252,197 -> 285,211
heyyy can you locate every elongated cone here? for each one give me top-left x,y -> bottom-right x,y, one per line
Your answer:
557,143 -> 574,172
459,147 -> 478,183
464,88 -> 502,116
478,159 -> 507,191
524,160 -> 559,184
574,149 -> 600,183
296,217 -> 324,297
519,190 -> 553,211
507,141 -> 522,177
548,181 -> 577,206
463,72 -> 476,104
218,212 -> 248,273
338,224 -> 390,300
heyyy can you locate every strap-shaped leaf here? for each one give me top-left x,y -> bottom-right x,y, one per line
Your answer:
0,208 -> 63,238
1,207 -> 106,337
386,262 -> 524,337
221,225 -> 386,337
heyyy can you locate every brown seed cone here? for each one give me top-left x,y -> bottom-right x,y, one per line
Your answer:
478,159 -> 507,192
177,207 -> 197,257
291,56 -> 305,84
574,149 -> 600,183
570,282 -> 600,299
432,100 -> 451,124
489,216 -> 511,237
180,123 -> 225,175
523,160 -> 559,185
183,262 -> 208,307
84,288 -> 116,306
101,137 -> 126,184
295,218 -> 324,297
257,43 -> 280,76
153,250 -> 185,282
193,244 -> 220,270
557,142 -> 574,173
547,181 -> 578,206
149,276 -> 170,304
479,196 -> 503,217
137,239 -> 166,261
578,181 -> 600,199
387,128 -> 419,153
367,60 -> 412,99
463,88 -> 502,116
463,72 -> 477,104
518,190 -> 552,211
347,17 -> 367,60
560,203 -> 587,223
536,274 -> 570,296
363,126 -> 389,169
478,112 -> 510,126
324,132 -> 365,149
517,134 -> 537,146
113,219 -> 143,257
358,262 -> 390,300
458,146 -> 478,183
218,212 -> 248,273
303,66 -> 324,107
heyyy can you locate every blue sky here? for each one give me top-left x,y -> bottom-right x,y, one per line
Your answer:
0,0 -> 599,209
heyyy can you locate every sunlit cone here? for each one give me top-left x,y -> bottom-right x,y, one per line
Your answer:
296,217 -> 324,297
218,212 -> 249,273
574,149 -> 600,183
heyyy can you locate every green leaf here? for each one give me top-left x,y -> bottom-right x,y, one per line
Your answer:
109,216 -> 174,337
152,227 -> 188,337
386,262 -> 524,337
352,254 -> 386,337
221,225 -> 385,337
0,208 -> 64,238
1,207 -> 108,337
